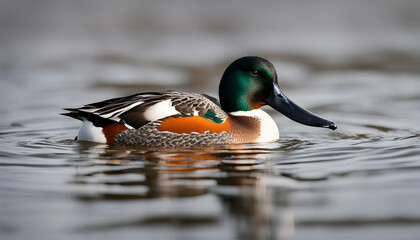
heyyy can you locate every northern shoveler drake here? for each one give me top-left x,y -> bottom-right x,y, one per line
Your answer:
62,56 -> 337,147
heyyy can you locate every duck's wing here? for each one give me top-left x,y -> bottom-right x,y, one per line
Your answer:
62,90 -> 227,129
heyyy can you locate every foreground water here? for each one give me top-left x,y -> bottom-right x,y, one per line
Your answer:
1,1 -> 420,239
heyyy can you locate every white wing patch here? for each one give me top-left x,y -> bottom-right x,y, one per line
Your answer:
143,99 -> 180,121
99,101 -> 143,120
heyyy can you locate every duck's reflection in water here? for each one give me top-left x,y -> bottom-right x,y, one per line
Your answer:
72,143 -> 296,239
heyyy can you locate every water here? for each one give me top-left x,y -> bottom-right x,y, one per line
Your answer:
1,1 -> 420,239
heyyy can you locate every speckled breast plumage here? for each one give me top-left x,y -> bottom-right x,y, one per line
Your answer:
115,122 -> 235,147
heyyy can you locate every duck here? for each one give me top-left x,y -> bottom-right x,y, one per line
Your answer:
62,56 -> 336,147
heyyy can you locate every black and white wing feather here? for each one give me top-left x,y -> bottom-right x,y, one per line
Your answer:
62,90 -> 227,129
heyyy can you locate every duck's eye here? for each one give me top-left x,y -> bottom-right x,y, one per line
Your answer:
250,70 -> 259,76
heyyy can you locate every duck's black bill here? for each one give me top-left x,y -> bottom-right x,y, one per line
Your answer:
265,84 -> 337,130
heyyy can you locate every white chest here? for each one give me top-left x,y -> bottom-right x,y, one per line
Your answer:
230,109 -> 279,143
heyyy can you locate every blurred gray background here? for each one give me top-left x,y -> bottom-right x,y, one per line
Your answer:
2,0 -> 420,71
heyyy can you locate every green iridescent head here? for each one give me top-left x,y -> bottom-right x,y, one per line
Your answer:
219,56 -> 277,112
218,56 -> 337,130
